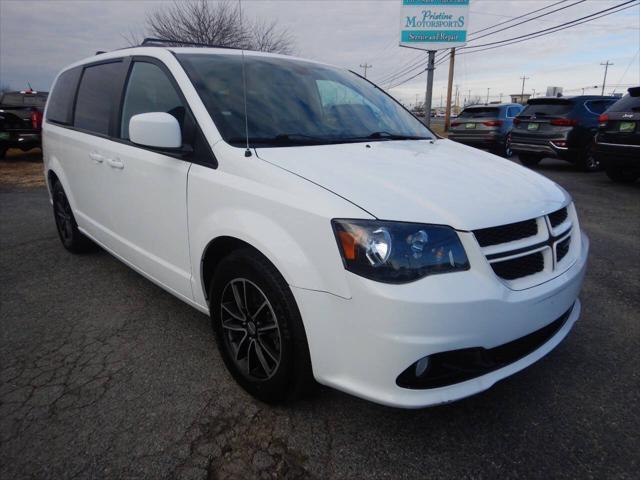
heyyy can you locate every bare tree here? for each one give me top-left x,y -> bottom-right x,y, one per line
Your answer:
130,0 -> 295,55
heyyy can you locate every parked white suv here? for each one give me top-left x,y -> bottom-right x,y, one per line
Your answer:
43,43 -> 588,408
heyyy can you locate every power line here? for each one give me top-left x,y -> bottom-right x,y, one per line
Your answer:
612,48 -> 640,93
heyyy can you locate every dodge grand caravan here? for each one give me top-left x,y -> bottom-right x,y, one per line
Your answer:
43,41 -> 589,409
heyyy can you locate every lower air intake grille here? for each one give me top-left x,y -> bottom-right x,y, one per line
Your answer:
491,252 -> 544,280
474,219 -> 538,247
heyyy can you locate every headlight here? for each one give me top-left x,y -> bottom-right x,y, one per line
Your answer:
332,219 -> 469,284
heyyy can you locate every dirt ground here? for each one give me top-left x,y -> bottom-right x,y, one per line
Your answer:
0,149 -> 46,188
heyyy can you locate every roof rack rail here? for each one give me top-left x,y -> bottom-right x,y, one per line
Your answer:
140,37 -> 242,50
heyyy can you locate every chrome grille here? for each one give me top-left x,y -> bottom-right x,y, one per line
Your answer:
474,204 -> 577,287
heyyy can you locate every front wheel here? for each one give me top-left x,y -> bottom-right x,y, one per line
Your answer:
210,249 -> 314,404
519,153 -> 542,167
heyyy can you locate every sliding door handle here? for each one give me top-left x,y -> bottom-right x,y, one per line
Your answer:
106,157 -> 124,169
89,152 -> 104,163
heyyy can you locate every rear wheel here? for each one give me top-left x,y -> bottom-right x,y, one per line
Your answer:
605,167 -> 639,184
492,134 -> 513,158
0,146 -> 7,159
209,249 -> 314,404
578,144 -> 600,172
52,180 -> 94,253
519,153 -> 542,167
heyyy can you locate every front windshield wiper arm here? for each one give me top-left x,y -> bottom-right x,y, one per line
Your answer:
364,131 -> 431,141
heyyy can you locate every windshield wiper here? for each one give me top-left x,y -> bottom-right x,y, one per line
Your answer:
228,133 -> 332,146
363,131 -> 431,141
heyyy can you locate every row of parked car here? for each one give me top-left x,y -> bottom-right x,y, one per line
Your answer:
448,88 -> 640,183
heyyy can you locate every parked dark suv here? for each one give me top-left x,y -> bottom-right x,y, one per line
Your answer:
511,96 -> 617,171
595,87 -> 640,183
448,103 -> 523,157
0,88 -> 48,158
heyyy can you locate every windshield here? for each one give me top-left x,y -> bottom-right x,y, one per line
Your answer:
178,53 -> 434,146
458,107 -> 499,119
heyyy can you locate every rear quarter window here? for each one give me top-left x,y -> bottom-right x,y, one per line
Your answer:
585,100 -> 615,115
73,61 -> 123,135
46,68 -> 82,124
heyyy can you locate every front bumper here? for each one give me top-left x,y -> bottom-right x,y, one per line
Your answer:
293,231 -> 589,409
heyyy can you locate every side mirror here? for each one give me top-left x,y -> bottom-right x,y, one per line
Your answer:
129,112 -> 182,149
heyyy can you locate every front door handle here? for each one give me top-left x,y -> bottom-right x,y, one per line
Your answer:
89,152 -> 104,163
106,157 -> 124,169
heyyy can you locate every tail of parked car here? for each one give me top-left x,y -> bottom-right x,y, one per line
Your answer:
595,87 -> 640,183
511,96 -> 617,171
0,88 -> 48,158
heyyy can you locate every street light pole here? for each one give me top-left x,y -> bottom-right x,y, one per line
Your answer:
486,87 -> 490,104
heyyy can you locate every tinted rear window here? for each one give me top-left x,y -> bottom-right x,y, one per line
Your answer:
46,68 -> 81,124
458,107 -> 499,118
520,101 -> 573,117
1,92 -> 47,108
606,93 -> 640,112
74,61 -> 123,135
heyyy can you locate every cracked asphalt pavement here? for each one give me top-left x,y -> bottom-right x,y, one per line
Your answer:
1,158 -> 639,479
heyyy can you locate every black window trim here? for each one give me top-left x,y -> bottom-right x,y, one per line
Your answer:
46,55 -> 217,169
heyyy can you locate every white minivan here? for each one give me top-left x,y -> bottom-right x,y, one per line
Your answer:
43,41 -> 588,408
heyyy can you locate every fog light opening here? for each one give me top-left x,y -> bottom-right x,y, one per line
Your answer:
415,356 -> 430,377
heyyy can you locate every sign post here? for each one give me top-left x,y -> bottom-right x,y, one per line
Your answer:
399,0 -> 470,128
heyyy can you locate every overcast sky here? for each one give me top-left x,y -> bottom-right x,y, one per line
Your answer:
1,0 -> 638,106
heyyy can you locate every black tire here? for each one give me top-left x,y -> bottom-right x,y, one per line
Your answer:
209,248 -> 314,404
578,144 -> 600,172
494,133 -> 513,158
52,180 -> 95,253
519,153 -> 542,167
0,146 -> 7,159
605,167 -> 640,184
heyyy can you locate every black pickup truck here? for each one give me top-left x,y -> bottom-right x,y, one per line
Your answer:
0,89 -> 48,158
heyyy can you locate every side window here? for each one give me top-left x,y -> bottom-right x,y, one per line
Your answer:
120,62 -> 187,140
46,68 -> 81,124
74,62 -> 122,134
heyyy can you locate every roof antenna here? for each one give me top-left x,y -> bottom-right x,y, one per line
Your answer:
239,0 -> 252,158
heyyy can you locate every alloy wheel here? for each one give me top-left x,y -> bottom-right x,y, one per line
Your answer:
220,278 -> 282,381
54,189 -> 74,244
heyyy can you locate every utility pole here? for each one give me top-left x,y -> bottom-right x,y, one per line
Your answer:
424,51 -> 436,127
520,75 -> 530,103
454,84 -> 460,109
359,63 -> 372,78
467,88 -> 471,106
444,48 -> 456,131
532,89 -> 536,99
499,92 -> 503,102
600,60 -> 613,96
486,87 -> 490,104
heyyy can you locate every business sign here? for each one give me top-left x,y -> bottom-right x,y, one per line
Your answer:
399,0 -> 470,50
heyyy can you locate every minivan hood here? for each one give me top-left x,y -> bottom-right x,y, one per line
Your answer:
256,139 -> 569,230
